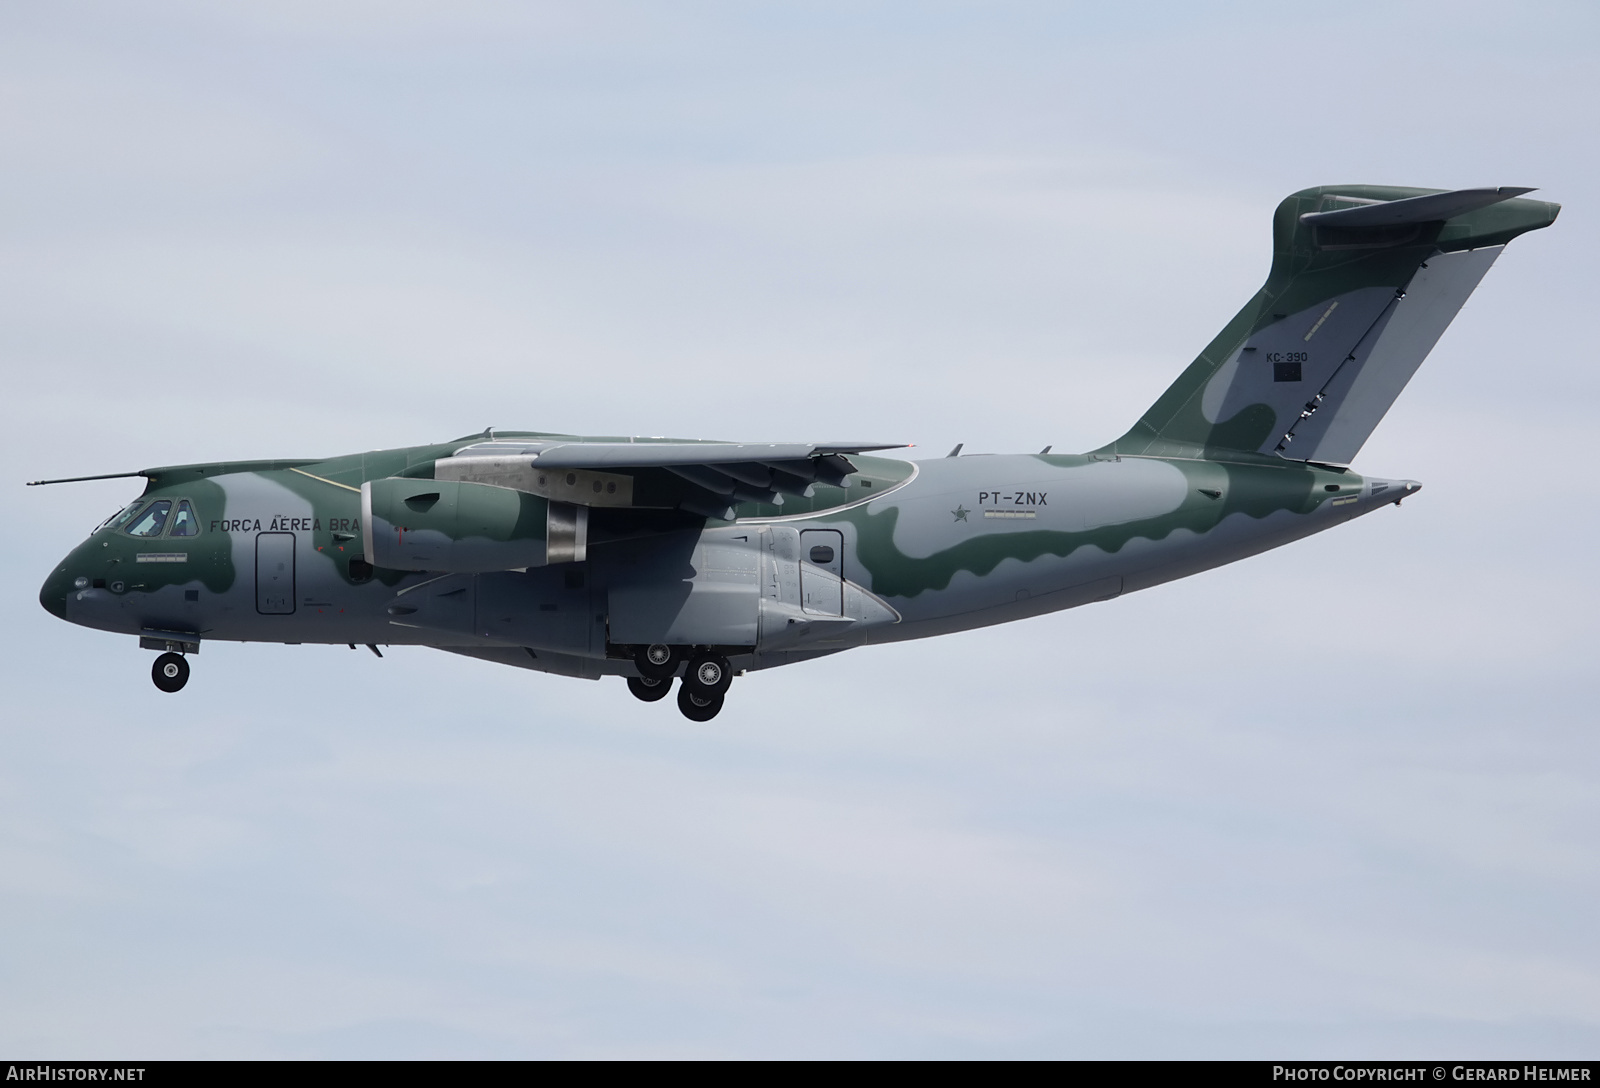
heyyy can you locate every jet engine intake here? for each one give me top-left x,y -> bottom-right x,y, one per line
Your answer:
362,477 -> 582,572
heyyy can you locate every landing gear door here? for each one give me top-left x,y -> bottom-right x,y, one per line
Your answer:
256,532 -> 296,615
799,529 -> 844,616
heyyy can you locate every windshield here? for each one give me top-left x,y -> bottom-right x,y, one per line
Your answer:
96,501 -> 145,533
124,499 -> 172,538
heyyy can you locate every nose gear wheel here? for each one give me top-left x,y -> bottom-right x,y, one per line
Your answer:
151,652 -> 189,693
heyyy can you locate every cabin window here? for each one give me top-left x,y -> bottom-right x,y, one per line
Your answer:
168,500 -> 200,537
808,545 -> 835,564
124,499 -> 172,538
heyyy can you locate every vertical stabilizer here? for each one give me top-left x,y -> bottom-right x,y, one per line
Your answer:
1109,185 -> 1558,464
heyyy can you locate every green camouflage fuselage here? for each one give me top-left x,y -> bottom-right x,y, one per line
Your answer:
38,439 -> 1410,679
36,183 -> 1557,693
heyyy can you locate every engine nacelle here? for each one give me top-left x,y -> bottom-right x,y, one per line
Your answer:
361,477 -> 587,572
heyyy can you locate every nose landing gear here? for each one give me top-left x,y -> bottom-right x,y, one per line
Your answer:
151,652 -> 189,693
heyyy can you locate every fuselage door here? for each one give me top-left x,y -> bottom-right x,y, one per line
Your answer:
256,532 -> 296,615
799,529 -> 844,616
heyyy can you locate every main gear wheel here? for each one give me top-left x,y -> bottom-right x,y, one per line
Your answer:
677,681 -> 724,722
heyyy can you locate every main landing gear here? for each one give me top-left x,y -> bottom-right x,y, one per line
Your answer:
624,646 -> 733,721
677,682 -> 723,722
151,652 -> 189,693
634,643 -> 680,681
626,675 -> 672,702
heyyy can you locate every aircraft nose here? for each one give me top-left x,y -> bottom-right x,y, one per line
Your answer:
38,563 -> 73,620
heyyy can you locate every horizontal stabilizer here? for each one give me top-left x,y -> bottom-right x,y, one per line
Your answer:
1300,186 -> 1536,229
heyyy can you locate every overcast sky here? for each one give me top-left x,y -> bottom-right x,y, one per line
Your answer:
3,0 -> 1598,1058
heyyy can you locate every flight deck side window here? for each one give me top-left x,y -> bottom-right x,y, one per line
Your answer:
168,500 -> 200,537
124,499 -> 172,538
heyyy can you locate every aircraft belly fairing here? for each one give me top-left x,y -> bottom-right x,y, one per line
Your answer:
36,184 -> 1555,719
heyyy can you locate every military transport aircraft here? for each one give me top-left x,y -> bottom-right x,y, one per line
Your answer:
35,185 -> 1558,720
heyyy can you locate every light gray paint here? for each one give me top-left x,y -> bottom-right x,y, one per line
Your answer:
887,455 -> 1188,560
254,532 -> 296,614
1292,247 -> 1504,464
1203,288 -> 1397,436
607,528 -> 762,646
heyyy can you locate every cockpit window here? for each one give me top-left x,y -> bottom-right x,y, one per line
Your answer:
168,500 -> 200,537
124,499 -> 172,538
97,501 -> 145,532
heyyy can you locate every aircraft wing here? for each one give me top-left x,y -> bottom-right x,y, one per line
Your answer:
503,440 -> 903,468
436,438 -> 910,519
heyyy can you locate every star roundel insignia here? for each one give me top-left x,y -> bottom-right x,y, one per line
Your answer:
952,504 -> 969,522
